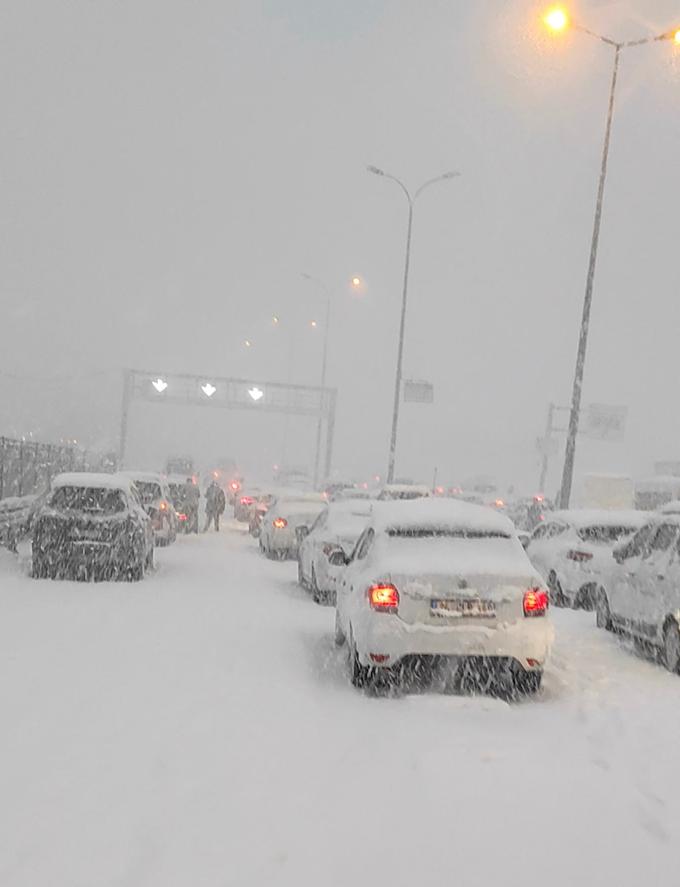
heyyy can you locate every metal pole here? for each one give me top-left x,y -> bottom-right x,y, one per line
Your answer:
118,369 -> 132,469
387,200 -> 414,483
313,293 -> 331,488
559,44 -> 621,509
0,437 -> 4,499
323,389 -> 337,481
538,403 -> 555,494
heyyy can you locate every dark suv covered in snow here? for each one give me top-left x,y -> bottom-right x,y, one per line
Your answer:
32,473 -> 154,581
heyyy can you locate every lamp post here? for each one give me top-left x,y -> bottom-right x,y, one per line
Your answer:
543,8 -> 680,508
367,166 -> 459,483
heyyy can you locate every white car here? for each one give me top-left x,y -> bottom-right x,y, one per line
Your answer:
297,500 -> 373,604
259,495 -> 326,560
333,498 -> 552,695
119,471 -> 178,546
596,514 -> 680,673
526,510 -> 647,610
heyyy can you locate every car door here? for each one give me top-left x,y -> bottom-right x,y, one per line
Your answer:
609,522 -> 656,628
337,528 -> 374,632
629,523 -> 680,640
304,511 -> 327,579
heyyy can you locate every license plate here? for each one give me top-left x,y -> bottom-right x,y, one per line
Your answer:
430,598 -> 496,618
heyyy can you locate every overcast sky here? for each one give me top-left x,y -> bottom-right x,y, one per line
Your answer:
2,0 -> 679,492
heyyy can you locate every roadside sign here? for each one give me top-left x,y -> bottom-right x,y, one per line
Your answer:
403,380 -> 434,403
582,404 -> 627,442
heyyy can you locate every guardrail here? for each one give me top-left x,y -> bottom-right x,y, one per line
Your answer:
0,436 -> 113,500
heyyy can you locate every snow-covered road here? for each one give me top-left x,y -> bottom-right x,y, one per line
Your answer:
1,525 -> 679,886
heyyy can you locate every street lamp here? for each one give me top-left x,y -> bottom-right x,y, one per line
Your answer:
301,272 -> 332,488
543,9 -> 680,508
367,165 -> 460,484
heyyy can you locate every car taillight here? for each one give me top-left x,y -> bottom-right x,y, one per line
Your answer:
368,583 -> 399,613
524,588 -> 549,617
159,501 -> 168,511
240,496 -> 254,505
567,550 -> 593,562
273,518 -> 287,529
178,513 -> 187,521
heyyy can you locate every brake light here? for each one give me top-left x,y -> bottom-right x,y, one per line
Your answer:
368,583 -> 399,613
240,496 -> 254,505
159,501 -> 167,511
523,588 -> 549,617
178,513 -> 187,522
273,518 -> 288,529
230,481 -> 240,491
567,550 -> 593,562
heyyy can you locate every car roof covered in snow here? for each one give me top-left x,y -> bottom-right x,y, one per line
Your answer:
659,500 -> 680,515
327,499 -> 373,517
546,509 -> 648,529
370,498 -> 515,536
52,472 -> 132,492
118,471 -> 165,485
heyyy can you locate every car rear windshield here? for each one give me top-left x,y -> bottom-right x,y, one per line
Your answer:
577,525 -> 635,544
134,482 -> 162,504
386,528 -> 511,539
50,486 -> 127,515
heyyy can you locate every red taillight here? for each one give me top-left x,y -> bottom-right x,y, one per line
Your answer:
567,550 -> 593,562
273,517 -> 287,529
240,496 -> 254,505
159,501 -> 167,511
178,513 -> 187,521
368,584 -> 399,613
524,588 -> 549,617
230,481 -> 240,491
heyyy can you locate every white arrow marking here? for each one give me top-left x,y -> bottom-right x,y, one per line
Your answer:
202,383 -> 217,397
152,378 -> 168,393
248,386 -> 264,402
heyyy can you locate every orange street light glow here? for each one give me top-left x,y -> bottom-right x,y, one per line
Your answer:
674,29 -> 680,44
544,7 -> 568,31
351,276 -> 361,288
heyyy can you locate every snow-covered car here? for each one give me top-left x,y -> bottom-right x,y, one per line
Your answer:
0,494 -> 37,551
119,471 -> 177,546
297,499 -> 373,604
235,487 -> 275,523
597,514 -> 680,673
333,498 -> 552,694
259,494 -> 326,560
377,483 -> 431,501
32,473 -> 154,581
659,499 -> 680,516
526,509 -> 647,610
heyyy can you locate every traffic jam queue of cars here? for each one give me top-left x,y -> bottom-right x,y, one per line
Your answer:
250,480 -> 680,689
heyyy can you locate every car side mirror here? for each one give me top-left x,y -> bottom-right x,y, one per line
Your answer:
328,550 -> 349,567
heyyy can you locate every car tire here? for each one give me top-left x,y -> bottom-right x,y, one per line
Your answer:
595,588 -> 613,631
348,631 -> 370,688
334,610 -> 346,647
662,619 -> 680,674
32,553 -> 47,579
311,568 -> 326,605
512,668 -> 542,697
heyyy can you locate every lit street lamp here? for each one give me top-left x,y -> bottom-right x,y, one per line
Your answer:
367,165 -> 460,484
543,8 -> 680,508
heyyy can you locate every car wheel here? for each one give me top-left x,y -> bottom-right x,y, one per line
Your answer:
334,610 -> 346,647
297,558 -> 306,588
348,631 -> 370,688
595,588 -> 613,631
311,568 -> 326,605
548,572 -> 567,608
511,668 -> 542,697
662,619 -> 680,674
127,555 -> 144,582
32,553 -> 47,579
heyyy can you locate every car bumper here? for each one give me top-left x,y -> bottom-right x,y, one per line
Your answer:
354,615 -> 553,670
266,530 -> 298,552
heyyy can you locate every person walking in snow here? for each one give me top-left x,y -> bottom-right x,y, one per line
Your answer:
183,477 -> 200,534
204,480 -> 226,532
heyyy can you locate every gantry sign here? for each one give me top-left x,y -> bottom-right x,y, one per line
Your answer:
119,369 -> 337,477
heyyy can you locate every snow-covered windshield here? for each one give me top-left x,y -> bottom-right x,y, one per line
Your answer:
577,525 -> 637,544
50,487 -> 127,515
387,527 -> 511,540
133,482 -> 162,505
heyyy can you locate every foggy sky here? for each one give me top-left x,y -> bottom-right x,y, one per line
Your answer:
2,0 -> 680,493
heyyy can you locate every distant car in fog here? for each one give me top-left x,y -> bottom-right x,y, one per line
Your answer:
259,494 -> 326,560
119,471 -> 177,546
0,495 -> 37,551
297,499 -> 373,604
32,473 -> 154,581
526,509 -> 647,609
